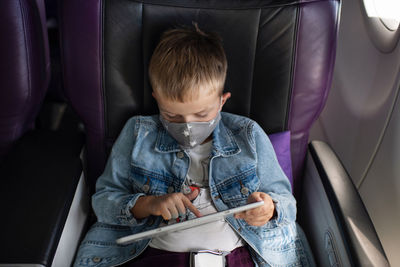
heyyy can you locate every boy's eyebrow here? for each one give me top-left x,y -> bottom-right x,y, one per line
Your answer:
197,104 -> 218,113
195,108 -> 209,114
191,107 -> 214,115
160,106 -> 213,116
160,110 -> 177,116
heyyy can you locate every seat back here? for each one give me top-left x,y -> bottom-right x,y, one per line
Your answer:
60,0 -> 340,193
0,0 -> 50,160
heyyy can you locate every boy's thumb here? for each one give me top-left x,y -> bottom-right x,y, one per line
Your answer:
185,188 -> 199,201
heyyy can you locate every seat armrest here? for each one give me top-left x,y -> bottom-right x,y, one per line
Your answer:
299,140 -> 389,267
0,129 -> 84,266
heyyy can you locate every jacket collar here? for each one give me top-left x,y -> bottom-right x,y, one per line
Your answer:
155,115 -> 241,157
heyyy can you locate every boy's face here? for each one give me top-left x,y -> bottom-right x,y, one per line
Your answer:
153,90 -> 231,123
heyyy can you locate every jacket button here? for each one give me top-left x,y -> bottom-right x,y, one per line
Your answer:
240,187 -> 249,195
142,184 -> 150,193
177,151 -> 184,158
130,248 -> 137,255
92,257 -> 102,263
168,186 -> 175,193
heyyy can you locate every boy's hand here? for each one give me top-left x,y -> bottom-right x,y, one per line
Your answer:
131,189 -> 201,220
234,192 -> 275,226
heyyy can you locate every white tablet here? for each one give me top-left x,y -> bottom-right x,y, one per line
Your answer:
116,201 -> 264,245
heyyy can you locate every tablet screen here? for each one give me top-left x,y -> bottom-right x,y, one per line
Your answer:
116,201 -> 264,245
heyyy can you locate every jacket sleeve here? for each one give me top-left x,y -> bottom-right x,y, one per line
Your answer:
249,121 -> 297,228
92,117 -> 148,226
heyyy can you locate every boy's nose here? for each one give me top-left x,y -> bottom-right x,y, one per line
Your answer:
181,116 -> 192,123
175,115 -> 194,123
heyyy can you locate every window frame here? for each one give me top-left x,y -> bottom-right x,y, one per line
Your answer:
360,0 -> 400,53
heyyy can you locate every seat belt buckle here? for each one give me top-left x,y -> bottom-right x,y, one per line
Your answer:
190,249 -> 229,267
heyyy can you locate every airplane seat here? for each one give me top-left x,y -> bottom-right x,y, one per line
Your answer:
0,0 -> 85,266
0,0 -> 50,160
58,0 -> 389,266
36,0 -> 77,132
43,0 -> 68,103
59,0 -> 338,195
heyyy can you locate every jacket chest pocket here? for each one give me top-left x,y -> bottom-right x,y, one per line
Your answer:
215,167 -> 260,208
129,165 -> 178,195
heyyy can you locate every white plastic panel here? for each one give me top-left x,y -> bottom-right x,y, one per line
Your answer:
299,154 -> 351,267
358,93 -> 400,267
310,0 -> 400,187
51,172 -> 90,267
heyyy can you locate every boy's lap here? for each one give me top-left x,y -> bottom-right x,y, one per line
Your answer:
121,246 -> 255,267
73,222 -> 315,267
120,247 -> 190,267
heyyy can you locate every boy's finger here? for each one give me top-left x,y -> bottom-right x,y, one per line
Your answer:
184,188 -> 199,201
234,211 -> 245,219
237,213 -> 270,225
250,192 -> 264,202
235,212 -> 255,220
168,206 -> 179,219
182,197 -> 202,217
161,207 -> 172,220
248,192 -> 260,202
246,207 -> 265,216
176,201 -> 186,215
246,219 -> 267,227
235,209 -> 268,219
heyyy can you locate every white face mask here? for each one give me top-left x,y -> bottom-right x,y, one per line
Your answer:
159,112 -> 221,149
159,97 -> 223,148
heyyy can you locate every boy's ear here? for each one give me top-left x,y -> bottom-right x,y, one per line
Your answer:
152,91 -> 161,110
220,92 -> 231,110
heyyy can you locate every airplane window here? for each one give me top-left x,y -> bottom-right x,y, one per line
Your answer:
361,0 -> 400,53
363,0 -> 400,31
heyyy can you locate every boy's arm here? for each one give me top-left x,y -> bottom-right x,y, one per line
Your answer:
249,121 -> 297,228
91,117 -> 147,226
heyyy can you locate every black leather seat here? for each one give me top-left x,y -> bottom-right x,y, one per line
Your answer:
0,1 -> 84,266
60,0 -> 344,193
0,0 -> 50,160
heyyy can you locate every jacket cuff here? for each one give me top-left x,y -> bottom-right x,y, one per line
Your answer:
118,193 -> 148,225
263,192 -> 291,229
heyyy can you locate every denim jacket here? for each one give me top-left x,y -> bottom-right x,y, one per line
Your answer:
73,112 -> 313,267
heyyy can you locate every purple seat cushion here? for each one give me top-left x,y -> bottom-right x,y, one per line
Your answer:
269,131 -> 293,187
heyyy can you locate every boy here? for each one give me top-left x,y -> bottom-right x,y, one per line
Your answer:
73,25 -> 314,267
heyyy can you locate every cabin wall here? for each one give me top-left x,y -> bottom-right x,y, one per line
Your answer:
310,0 -> 400,265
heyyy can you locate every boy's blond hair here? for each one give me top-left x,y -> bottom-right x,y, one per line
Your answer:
149,24 -> 227,102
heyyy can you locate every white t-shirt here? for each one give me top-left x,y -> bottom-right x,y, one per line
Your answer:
149,141 -> 245,252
